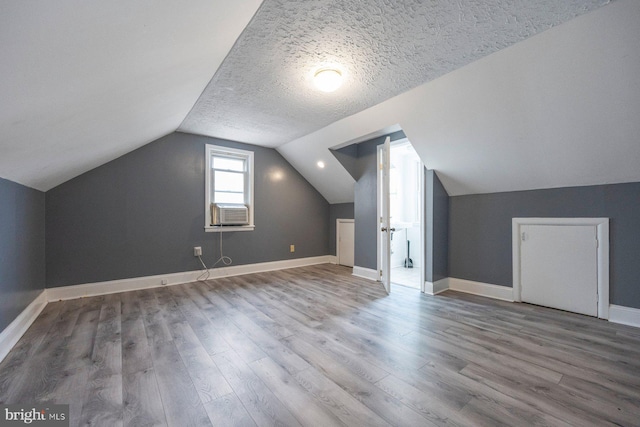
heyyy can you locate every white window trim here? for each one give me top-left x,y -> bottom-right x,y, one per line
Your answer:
205,144 -> 255,232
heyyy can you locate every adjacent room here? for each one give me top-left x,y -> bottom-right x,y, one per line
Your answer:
1,1 -> 640,426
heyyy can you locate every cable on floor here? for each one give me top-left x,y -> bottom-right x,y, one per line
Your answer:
196,254 -> 210,281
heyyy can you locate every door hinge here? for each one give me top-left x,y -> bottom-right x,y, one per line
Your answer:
521,232 -> 526,241
596,238 -> 599,248
380,270 -> 383,277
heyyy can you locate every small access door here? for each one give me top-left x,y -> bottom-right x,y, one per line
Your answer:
337,219 -> 355,267
520,224 -> 598,316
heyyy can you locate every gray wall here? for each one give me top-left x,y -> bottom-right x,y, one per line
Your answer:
352,138 -> 379,269
0,177 -> 46,331
46,132 -> 330,288
426,170 -> 449,283
330,144 -> 358,181
449,182 -> 640,309
329,203 -> 354,256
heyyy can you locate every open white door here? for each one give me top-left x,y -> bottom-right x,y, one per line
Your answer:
379,137 -> 391,293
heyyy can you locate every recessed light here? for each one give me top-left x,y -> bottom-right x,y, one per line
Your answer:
317,161 -> 325,168
314,69 -> 343,92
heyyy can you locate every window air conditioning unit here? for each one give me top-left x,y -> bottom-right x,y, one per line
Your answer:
211,204 -> 249,226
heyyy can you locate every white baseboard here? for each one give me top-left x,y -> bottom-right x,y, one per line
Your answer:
424,277 -> 449,295
609,304 -> 640,328
448,277 -> 514,302
0,290 -> 48,364
352,266 -> 379,281
47,270 -> 201,301
47,255 -> 335,302
327,255 -> 338,264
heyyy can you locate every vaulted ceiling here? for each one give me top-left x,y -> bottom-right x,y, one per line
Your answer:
0,0 -> 262,191
2,0 -> 638,204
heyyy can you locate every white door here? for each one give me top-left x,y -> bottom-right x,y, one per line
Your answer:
337,220 -> 354,267
520,224 -> 598,316
379,137 -> 391,293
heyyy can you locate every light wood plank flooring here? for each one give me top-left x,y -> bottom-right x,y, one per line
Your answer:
1,264 -> 640,426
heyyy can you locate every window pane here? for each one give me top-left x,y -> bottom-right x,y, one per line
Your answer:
214,171 -> 244,192
214,192 -> 245,204
213,156 -> 245,172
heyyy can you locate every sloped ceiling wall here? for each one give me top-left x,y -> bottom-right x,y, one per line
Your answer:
0,1 -> 262,191
278,0 -> 640,203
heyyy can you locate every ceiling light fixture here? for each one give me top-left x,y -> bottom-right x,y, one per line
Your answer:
317,160 -> 325,168
314,69 -> 343,92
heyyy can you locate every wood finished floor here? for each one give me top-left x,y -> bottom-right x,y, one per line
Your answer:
1,264 -> 640,426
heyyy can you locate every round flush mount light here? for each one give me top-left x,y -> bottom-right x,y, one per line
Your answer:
314,69 -> 343,92
317,160 -> 325,168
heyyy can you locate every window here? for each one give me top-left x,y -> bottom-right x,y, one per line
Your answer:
205,144 -> 254,231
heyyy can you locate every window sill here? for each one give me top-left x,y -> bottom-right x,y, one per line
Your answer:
205,225 -> 255,233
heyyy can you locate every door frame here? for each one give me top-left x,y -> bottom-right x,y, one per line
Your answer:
512,217 -> 609,319
336,218 -> 355,267
377,138 -> 426,293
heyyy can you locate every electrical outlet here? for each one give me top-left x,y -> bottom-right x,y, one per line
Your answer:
194,246 -> 202,256
161,279 -> 168,285
290,244 -> 295,253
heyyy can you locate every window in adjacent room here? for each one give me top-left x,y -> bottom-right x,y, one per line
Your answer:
205,144 -> 254,231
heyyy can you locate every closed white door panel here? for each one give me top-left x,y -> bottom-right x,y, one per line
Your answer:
338,221 -> 355,267
521,224 -> 597,316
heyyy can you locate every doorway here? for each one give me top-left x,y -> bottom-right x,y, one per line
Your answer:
378,138 -> 425,292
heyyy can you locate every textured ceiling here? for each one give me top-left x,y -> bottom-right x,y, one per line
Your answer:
180,0 -> 611,147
